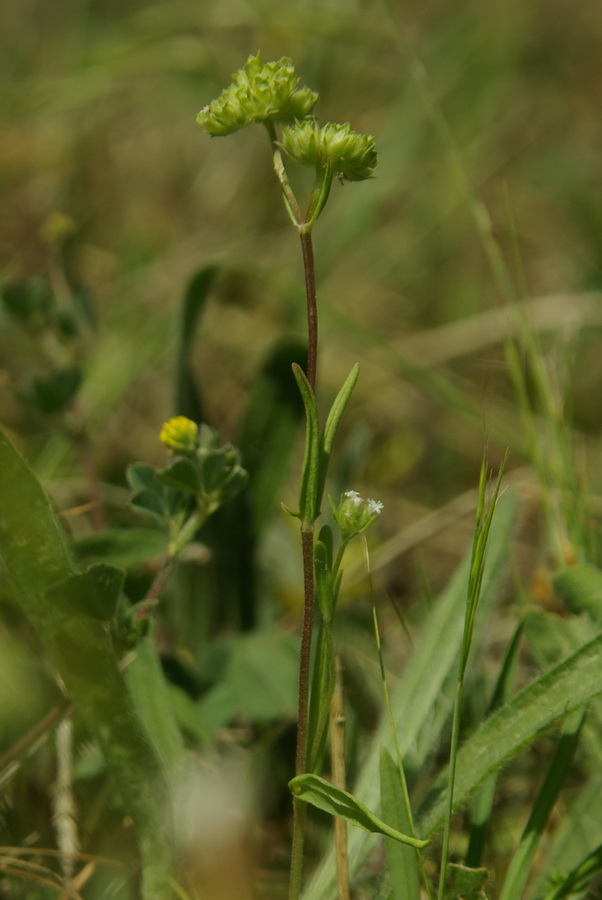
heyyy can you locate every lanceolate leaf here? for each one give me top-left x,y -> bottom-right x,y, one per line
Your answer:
316,363 -> 360,512
380,748 -> 421,900
289,773 -> 430,849
292,362 -> 320,529
417,632 -> 602,836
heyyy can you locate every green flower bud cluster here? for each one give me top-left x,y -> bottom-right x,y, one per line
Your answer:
279,120 -> 378,182
197,53 -> 318,136
331,490 -> 383,539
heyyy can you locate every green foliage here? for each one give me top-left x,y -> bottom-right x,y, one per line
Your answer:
0,429 -> 174,898
3,9 -> 602,900
289,773 -> 429,848
380,748 -> 421,900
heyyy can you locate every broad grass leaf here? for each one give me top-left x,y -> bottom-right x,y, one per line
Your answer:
417,633 -> 602,836
380,748 -> 421,900
0,428 -> 175,896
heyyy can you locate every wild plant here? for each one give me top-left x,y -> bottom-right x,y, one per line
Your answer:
1,47 -> 602,900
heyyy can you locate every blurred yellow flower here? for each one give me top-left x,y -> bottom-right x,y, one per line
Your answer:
159,416 -> 199,452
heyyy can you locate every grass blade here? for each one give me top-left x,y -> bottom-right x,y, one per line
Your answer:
380,748 -> 421,900
417,633 -> 602,837
498,710 -> 584,900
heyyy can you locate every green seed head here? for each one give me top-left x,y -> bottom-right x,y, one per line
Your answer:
197,53 -> 318,136
279,120 -> 378,181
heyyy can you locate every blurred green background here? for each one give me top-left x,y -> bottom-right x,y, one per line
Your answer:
2,0 -> 602,516
1,0 -> 602,892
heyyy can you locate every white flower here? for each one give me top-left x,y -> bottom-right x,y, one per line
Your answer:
331,490 -> 383,538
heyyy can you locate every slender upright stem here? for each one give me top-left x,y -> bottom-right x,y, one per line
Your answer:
299,229 -> 318,391
266,122 -> 303,227
438,678 -> 464,900
289,528 -> 315,900
289,204 -> 320,900
268,123 -> 321,900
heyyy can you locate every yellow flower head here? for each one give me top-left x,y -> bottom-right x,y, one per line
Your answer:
159,416 -> 199,452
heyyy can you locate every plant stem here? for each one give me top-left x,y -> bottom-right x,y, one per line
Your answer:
266,122 -> 303,227
289,528 -> 315,900
299,229 -> 318,391
288,224 -> 319,899
438,678 -> 463,900
268,119 -> 321,900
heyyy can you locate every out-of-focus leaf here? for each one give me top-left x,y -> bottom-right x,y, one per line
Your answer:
32,366 -> 82,414
197,630 -> 299,728
74,527 -> 167,568
0,428 -> 175,897
553,564 -> 602,623
446,863 -> 488,899
380,748 -> 421,900
47,563 -> 124,621
158,457 -> 203,494
175,264 -> 219,423
417,632 -> 602,837
238,338 -> 306,533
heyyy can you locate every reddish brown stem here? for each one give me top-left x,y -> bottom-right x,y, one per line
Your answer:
295,529 -> 315,777
299,230 -> 318,391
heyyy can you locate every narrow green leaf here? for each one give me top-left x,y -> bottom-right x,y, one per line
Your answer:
292,362 -> 321,529
539,843 -> 602,900
466,619 -> 525,868
316,363 -> 360,512
380,748 -> 421,900
498,710 -> 584,900
314,539 -> 333,622
417,633 -> 602,837
289,774 -> 430,849
306,620 -> 335,773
